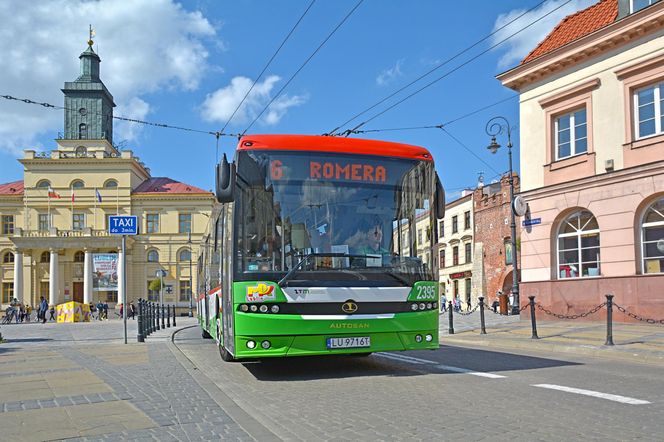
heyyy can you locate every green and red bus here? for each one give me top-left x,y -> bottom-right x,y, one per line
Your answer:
197,134 -> 444,361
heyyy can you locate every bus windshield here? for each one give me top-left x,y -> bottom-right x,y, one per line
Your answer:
234,150 -> 436,286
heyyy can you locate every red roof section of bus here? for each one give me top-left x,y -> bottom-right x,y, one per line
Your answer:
237,134 -> 433,161
133,177 -> 209,195
521,0 -> 617,64
0,180 -> 24,195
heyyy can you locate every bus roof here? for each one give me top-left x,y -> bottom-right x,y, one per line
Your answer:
236,134 -> 433,161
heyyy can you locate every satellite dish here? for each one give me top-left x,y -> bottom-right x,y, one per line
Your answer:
512,195 -> 528,216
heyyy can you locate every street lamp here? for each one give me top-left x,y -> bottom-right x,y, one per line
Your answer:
188,231 -> 193,317
485,116 -> 520,315
155,269 -> 167,311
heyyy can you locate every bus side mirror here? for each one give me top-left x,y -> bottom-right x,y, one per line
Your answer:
215,154 -> 236,203
435,175 -> 445,220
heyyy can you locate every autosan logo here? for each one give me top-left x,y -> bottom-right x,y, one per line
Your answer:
341,301 -> 358,314
330,323 -> 369,329
246,283 -> 276,302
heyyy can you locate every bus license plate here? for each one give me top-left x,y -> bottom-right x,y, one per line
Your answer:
326,336 -> 371,349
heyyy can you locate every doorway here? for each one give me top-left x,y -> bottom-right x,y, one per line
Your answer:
73,282 -> 83,303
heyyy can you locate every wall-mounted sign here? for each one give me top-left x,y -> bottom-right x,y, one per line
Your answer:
449,270 -> 472,279
522,217 -> 541,227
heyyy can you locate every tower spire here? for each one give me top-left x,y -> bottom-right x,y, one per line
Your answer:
88,24 -> 95,47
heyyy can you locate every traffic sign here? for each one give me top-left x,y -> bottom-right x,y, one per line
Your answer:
109,215 -> 139,235
522,217 -> 541,227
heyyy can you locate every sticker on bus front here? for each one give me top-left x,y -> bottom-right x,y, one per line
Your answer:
246,283 -> 276,302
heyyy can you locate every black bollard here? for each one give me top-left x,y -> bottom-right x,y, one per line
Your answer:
479,296 -> 487,335
448,301 -> 454,335
137,299 -> 145,342
167,305 -> 171,328
146,302 -> 151,335
172,305 -> 177,327
529,296 -> 539,339
151,302 -> 156,334
161,304 -> 166,330
156,303 -> 161,331
605,294 -> 614,346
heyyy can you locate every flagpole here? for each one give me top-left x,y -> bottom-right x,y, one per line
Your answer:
47,190 -> 51,230
94,188 -> 97,230
116,185 -> 119,215
71,185 -> 74,230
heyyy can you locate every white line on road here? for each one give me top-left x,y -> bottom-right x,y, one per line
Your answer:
533,384 -> 651,405
375,352 -> 506,378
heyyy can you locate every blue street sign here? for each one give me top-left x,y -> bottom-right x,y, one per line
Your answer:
109,215 -> 139,235
522,217 -> 542,227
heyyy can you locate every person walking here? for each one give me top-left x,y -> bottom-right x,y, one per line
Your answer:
103,302 -> 109,321
129,302 -> 136,320
440,295 -> 447,313
96,302 -> 104,320
39,297 -> 48,324
48,306 -> 56,321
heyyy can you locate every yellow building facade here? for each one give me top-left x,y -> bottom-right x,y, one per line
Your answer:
0,41 -> 213,311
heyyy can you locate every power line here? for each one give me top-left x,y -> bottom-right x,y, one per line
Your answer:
219,0 -> 316,134
440,127 -> 501,176
242,0 -> 364,136
327,0 -> 547,135
332,0 -> 572,135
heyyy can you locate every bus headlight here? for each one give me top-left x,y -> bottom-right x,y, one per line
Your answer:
246,340 -> 256,349
240,304 -> 249,312
418,303 -> 426,310
415,334 -> 423,343
426,303 -> 432,310
433,302 -> 438,310
261,340 -> 271,349
250,305 -> 258,312
270,305 -> 280,313
411,304 -> 419,311
425,334 -> 433,342
259,305 -> 269,313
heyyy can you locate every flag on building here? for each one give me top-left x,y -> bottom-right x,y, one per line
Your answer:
48,186 -> 61,199
95,188 -> 102,202
71,189 -> 75,202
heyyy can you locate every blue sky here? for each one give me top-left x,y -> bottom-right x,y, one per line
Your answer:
0,0 -> 595,200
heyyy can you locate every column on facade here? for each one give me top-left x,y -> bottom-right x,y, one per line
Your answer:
49,249 -> 59,306
83,248 -> 92,304
118,246 -> 125,306
13,249 -> 23,303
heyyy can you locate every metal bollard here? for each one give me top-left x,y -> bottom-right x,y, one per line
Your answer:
529,296 -> 539,339
161,304 -> 166,330
137,299 -> 145,342
605,294 -> 614,346
167,305 -> 171,328
479,296 -> 487,335
146,302 -> 151,335
172,305 -> 177,327
156,303 -> 161,331
151,302 -> 156,334
448,301 -> 454,335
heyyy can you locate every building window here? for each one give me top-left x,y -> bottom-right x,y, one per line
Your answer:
178,249 -> 191,262
74,251 -> 85,263
555,108 -> 587,160
417,229 -> 423,245
631,0 -> 657,13
452,246 -> 459,266
452,216 -> 458,234
72,213 -> 85,231
439,249 -> 446,268
641,196 -> 664,274
71,179 -> 84,188
2,215 -> 14,235
465,242 -> 472,264
557,210 -> 600,279
147,281 -> 159,302
79,123 -> 87,139
453,280 -> 459,298
2,282 -> 13,304
39,214 -> 50,232
146,214 -> 159,233
634,83 -> 664,139
104,179 -> 118,188
438,220 -> 444,237
3,251 -> 14,263
147,250 -> 159,262
464,211 -> 471,230
179,280 -> 192,302
40,251 -> 50,263
36,180 -> 50,189
179,213 -> 192,234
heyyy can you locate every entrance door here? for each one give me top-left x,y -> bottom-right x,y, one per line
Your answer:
73,282 -> 83,303
40,282 -> 49,301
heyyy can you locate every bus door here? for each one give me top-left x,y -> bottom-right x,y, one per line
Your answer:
221,204 -> 235,355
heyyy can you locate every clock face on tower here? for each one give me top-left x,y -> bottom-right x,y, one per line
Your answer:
79,108 -> 87,116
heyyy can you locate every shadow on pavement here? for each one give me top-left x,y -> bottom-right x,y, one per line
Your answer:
4,338 -> 54,343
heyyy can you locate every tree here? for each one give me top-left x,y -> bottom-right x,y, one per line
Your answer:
148,279 -> 164,293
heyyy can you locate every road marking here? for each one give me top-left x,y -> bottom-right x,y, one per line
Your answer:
375,353 -> 506,378
533,384 -> 651,405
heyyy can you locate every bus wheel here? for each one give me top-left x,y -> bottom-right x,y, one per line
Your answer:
219,345 -> 235,362
202,329 -> 212,339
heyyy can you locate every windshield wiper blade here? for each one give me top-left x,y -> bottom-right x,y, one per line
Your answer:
278,252 -> 366,287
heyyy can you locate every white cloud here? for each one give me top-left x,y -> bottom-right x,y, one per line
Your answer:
0,0 -> 216,154
114,97 -> 151,144
492,0 -> 597,69
200,75 -> 308,127
376,59 -> 405,86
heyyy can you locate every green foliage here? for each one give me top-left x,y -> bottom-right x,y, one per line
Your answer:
148,279 -> 164,292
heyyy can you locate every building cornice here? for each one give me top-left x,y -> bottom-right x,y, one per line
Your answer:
131,193 -> 214,201
497,2 -> 664,91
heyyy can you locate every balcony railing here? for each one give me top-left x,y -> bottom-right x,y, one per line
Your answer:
12,227 -> 111,238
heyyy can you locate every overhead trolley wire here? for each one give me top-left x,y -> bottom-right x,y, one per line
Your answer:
440,127 -> 501,176
330,0 -> 572,136
218,0 -> 316,135
241,0 -> 364,136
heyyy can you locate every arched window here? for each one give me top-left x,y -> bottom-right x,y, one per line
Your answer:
104,179 -> 118,188
74,251 -> 85,263
36,180 -> 51,189
40,251 -> 50,263
75,146 -> 87,157
79,123 -> 87,139
3,251 -> 14,263
557,210 -> 600,278
641,197 -> 664,274
147,249 -> 159,262
71,180 -> 84,189
178,248 -> 191,262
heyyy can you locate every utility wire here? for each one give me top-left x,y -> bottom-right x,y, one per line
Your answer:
219,0 -> 316,135
332,0 -> 572,135
327,0 -> 548,135
241,0 -> 364,136
440,127 -> 501,176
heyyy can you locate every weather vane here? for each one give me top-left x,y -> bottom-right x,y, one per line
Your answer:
88,24 -> 95,47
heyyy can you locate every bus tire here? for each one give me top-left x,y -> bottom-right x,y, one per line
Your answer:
202,329 -> 212,339
219,345 -> 235,362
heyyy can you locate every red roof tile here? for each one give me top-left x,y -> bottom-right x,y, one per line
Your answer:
521,0 -> 618,64
0,180 -> 24,195
132,177 -> 209,195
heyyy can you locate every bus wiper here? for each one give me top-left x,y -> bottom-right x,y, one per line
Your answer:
277,252 -> 365,287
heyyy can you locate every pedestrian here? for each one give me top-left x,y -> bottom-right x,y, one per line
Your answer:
453,295 -> 460,312
118,303 -> 123,318
467,298 -> 472,312
96,302 -> 104,320
25,304 -> 32,322
103,302 -> 108,321
39,296 -> 48,323
90,302 -> 97,320
508,292 -> 514,314
440,295 -> 447,313
10,298 -> 21,323
129,302 -> 136,320
491,298 -> 499,313
48,306 -> 56,321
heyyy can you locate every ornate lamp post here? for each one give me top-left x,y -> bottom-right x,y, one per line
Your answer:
188,231 -> 194,317
485,116 -> 520,315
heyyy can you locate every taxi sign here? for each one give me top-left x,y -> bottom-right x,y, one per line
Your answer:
109,215 -> 138,235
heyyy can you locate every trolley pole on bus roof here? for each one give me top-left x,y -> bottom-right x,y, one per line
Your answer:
109,215 -> 138,344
